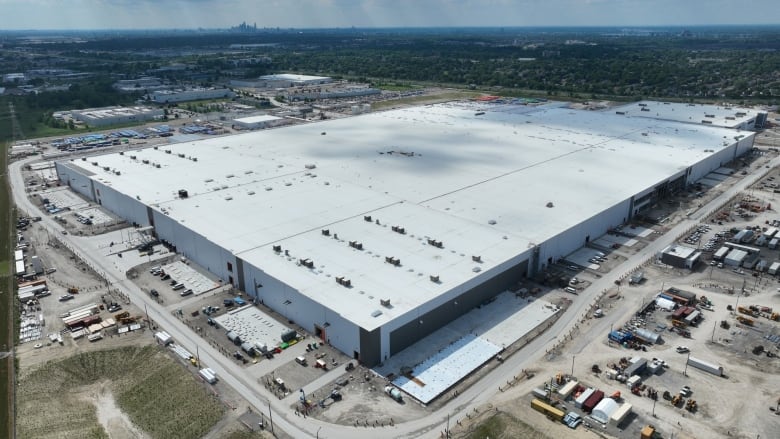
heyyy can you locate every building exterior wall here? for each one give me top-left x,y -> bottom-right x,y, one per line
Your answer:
152,88 -> 235,104
71,108 -> 164,127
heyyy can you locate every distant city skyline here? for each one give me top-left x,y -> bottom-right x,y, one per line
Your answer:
0,0 -> 778,30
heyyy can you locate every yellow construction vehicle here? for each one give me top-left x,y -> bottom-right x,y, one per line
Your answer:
736,316 -> 754,326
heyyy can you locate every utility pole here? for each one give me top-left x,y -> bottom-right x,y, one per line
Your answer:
683,352 -> 691,376
268,401 -> 274,434
711,322 -> 717,342
446,413 -> 450,438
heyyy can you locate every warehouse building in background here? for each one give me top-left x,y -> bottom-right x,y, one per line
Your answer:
55,101 -> 756,366
151,87 -> 235,104
71,106 -> 164,127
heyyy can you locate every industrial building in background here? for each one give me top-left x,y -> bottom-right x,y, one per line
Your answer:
231,73 -> 332,89
151,87 -> 235,104
54,101 -> 757,366
70,106 -> 165,127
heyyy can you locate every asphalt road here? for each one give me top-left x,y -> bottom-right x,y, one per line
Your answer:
9,150 -> 779,439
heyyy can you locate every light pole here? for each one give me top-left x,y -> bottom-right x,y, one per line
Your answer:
316,426 -> 321,438
683,352 -> 691,376
571,355 -> 575,376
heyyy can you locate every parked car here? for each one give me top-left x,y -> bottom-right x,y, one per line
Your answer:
58,294 -> 74,301
676,346 -> 690,354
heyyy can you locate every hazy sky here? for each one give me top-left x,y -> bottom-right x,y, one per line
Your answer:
1,0 -> 778,30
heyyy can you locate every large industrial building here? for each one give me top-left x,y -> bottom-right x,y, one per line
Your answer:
151,87 -> 235,104
70,106 -> 165,127
232,74 -> 332,89
54,101 -> 756,366
611,100 -> 768,130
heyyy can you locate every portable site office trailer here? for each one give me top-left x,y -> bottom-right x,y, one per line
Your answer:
199,367 -> 217,384
155,331 -> 173,346
557,380 -> 579,398
714,246 -> 730,261
610,403 -> 633,425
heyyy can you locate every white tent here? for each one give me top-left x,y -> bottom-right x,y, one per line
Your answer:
655,296 -> 675,311
591,398 -> 620,424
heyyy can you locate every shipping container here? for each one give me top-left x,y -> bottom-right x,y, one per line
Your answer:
582,390 -> 605,413
575,388 -> 594,408
530,399 -> 565,422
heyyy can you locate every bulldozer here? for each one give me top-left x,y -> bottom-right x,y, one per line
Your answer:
671,394 -> 683,407
685,399 -> 697,412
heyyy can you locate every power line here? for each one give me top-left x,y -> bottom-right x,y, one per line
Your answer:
8,101 -> 26,141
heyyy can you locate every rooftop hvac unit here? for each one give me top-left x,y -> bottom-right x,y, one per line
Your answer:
153,146 -> 158,150
192,157 -> 198,162
364,215 -> 372,222
380,299 -> 391,307
119,151 -> 124,155
142,159 -> 149,164
82,157 -> 87,161
130,155 -> 136,159
305,164 -> 316,169
178,189 -> 188,198
272,245 -> 282,253
321,229 -> 330,236
299,258 -> 314,269
472,255 -> 482,263
336,277 -> 351,287
165,149 -> 171,154
103,166 -> 110,171
349,241 -> 363,250
114,171 -> 121,175
92,162 -> 99,166
155,164 -> 161,168
391,226 -> 405,234
178,153 -> 185,158
427,239 -> 443,248
429,275 -> 440,283
385,256 -> 401,266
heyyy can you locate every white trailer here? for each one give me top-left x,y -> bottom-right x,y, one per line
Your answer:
770,262 -> 780,275
155,331 -> 173,346
687,356 -> 723,376
199,367 -> 217,384
713,246 -> 730,261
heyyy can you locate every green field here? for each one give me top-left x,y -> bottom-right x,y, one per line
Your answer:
17,346 -> 225,439
1,131 -> 15,439
463,412 -> 552,439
